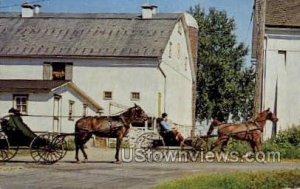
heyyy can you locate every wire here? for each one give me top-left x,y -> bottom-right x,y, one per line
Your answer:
0,0 -> 50,9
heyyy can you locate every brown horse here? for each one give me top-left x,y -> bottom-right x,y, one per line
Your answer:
75,104 -> 148,163
208,108 -> 278,153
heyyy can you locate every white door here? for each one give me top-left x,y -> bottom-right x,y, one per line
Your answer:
53,95 -> 62,133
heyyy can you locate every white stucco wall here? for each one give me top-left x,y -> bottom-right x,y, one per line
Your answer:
263,28 -> 300,139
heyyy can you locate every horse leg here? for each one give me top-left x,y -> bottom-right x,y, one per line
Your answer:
80,133 -> 92,162
249,140 -> 256,153
115,136 -> 123,163
220,138 -> 229,152
210,136 -> 228,151
75,137 -> 80,162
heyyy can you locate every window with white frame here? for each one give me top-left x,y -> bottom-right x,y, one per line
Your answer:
13,95 -> 28,114
131,92 -> 140,101
68,100 -> 75,120
103,91 -> 112,100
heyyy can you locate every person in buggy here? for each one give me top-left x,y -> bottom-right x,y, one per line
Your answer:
158,113 -> 185,146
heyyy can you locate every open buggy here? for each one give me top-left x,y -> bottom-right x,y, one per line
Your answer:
134,118 -> 213,159
0,113 -> 67,164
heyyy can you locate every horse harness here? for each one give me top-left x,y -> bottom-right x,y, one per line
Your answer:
226,121 -> 263,138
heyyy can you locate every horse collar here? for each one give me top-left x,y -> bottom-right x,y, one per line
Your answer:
254,121 -> 263,132
120,115 -> 129,127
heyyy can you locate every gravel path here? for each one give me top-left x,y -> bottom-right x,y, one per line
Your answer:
0,148 -> 299,189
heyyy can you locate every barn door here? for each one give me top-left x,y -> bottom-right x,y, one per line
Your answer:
53,95 -> 62,133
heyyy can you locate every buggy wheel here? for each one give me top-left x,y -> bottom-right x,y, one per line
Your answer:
51,135 -> 68,161
134,132 -> 160,150
0,132 -> 9,161
30,133 -> 65,164
191,137 -> 208,152
5,146 -> 19,161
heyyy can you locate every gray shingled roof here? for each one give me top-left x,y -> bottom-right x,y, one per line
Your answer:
0,13 -> 181,58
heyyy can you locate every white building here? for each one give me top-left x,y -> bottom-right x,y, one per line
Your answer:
252,0 -> 300,138
0,5 -> 198,136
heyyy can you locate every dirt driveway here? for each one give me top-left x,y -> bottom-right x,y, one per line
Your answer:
0,148 -> 299,189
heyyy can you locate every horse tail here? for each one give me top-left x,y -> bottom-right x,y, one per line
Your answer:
207,120 -> 223,136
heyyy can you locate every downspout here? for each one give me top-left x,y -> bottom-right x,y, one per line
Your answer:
158,58 -> 167,113
263,35 -> 268,140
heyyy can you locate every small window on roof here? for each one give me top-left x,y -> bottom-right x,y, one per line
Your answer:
103,91 -> 112,100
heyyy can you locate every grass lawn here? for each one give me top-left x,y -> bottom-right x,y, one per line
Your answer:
154,169 -> 300,189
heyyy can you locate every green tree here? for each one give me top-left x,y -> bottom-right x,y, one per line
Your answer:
189,5 -> 254,122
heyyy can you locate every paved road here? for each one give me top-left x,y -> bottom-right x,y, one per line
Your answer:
0,148 -> 300,189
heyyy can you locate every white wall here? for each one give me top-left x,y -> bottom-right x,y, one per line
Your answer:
263,28 -> 300,139
0,87 -> 97,133
160,20 -> 194,136
0,58 -> 162,117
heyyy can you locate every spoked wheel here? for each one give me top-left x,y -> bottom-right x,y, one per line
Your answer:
51,135 -> 68,161
134,132 -> 165,161
0,132 -> 9,161
134,132 -> 160,150
30,133 -> 66,164
191,137 -> 209,152
5,146 -> 19,161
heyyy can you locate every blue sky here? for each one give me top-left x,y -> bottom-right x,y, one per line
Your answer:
0,0 -> 254,63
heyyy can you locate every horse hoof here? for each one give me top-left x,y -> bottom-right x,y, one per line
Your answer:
83,159 -> 88,163
76,160 -> 81,164
114,161 -> 122,164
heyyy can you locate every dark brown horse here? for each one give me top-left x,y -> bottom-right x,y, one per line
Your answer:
208,108 -> 278,153
75,104 -> 148,163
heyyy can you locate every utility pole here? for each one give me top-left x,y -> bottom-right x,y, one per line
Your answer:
253,0 -> 266,118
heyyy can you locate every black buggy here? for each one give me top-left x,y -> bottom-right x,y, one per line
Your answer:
0,113 -> 67,164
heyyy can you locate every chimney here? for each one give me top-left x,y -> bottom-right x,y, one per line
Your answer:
21,3 -> 34,18
151,5 -> 158,14
141,4 -> 157,19
33,4 -> 41,15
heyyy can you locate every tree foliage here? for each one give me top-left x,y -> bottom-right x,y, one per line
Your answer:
189,5 -> 255,122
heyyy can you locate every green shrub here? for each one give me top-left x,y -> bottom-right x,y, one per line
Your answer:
65,138 -> 76,151
263,125 -> 300,159
226,140 -> 252,155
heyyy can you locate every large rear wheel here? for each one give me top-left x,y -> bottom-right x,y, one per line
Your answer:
30,133 -> 66,164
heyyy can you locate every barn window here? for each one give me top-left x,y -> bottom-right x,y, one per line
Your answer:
103,91 -> 112,100
68,100 -> 75,120
13,95 -> 28,114
131,92 -> 140,101
278,50 -> 287,66
43,62 -> 73,80
82,104 -> 88,117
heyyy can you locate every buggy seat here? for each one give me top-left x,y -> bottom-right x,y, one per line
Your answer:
156,118 -> 180,146
0,115 -> 37,146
